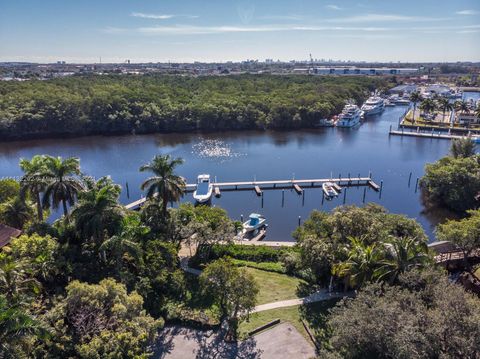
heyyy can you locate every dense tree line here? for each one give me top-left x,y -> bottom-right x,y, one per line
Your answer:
421,138 -> 480,212
0,74 -> 388,140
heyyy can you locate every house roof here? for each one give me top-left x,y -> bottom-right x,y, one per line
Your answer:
0,224 -> 22,248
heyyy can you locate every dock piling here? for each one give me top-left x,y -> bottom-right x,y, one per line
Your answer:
282,190 -> 285,207
343,187 -> 347,204
362,187 -> 367,203
379,180 -> 383,198
408,172 -> 412,187
415,178 -> 419,193
125,182 -> 130,199
298,216 -> 301,227
302,190 -> 305,206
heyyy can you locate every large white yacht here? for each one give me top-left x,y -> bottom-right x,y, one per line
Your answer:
336,104 -> 362,128
361,96 -> 385,116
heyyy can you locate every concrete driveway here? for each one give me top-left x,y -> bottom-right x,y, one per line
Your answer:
154,322 -> 315,359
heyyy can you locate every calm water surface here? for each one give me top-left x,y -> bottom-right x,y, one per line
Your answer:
1,93 -> 479,242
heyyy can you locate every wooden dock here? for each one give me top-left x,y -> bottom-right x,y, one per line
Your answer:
126,175 -> 380,210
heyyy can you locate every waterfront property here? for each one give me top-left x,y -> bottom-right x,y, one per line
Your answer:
126,175 -> 381,210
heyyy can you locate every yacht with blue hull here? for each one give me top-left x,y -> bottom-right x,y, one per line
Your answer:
361,96 -> 385,116
336,104 -> 362,128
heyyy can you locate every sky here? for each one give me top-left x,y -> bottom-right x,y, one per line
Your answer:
0,0 -> 479,63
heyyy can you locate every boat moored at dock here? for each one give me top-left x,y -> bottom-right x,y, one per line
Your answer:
361,96 -> 385,116
322,182 -> 339,199
243,213 -> 267,233
193,174 -> 213,203
336,103 -> 362,128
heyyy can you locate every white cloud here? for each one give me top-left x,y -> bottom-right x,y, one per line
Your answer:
327,13 -> 447,23
127,24 -> 393,35
130,12 -> 198,20
325,5 -> 342,11
456,10 -> 479,15
258,15 -> 304,20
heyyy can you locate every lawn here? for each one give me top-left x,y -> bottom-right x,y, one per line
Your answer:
238,299 -> 340,341
242,267 -> 306,305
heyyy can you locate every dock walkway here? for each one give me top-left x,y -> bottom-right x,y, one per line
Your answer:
126,175 -> 380,210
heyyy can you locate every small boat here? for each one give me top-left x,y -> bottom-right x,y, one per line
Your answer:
394,98 -> 410,106
322,182 -> 338,199
316,118 -> 335,127
471,136 -> 480,144
243,213 -> 267,233
193,174 -> 213,203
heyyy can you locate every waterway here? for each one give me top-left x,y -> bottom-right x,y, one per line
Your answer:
1,92 -> 479,242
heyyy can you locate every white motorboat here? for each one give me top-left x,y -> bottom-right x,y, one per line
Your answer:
322,182 -> 338,199
243,213 -> 267,233
361,96 -> 385,116
316,118 -> 335,127
336,103 -> 362,128
193,174 -> 213,203
394,97 -> 411,106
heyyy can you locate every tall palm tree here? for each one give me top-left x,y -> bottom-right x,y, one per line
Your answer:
140,154 -> 186,216
437,97 -> 454,124
0,295 -> 47,358
41,156 -> 84,217
19,155 -> 47,221
419,98 -> 436,120
333,237 -> 385,289
71,178 -> 124,245
377,237 -> 430,284
409,91 -> 423,124
454,100 -> 470,114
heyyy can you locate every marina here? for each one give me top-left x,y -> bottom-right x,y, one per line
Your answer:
1,91 -> 479,241
126,176 -> 381,210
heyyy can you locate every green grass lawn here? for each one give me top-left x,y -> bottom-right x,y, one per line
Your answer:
177,267 -> 310,326
242,267 -> 306,305
238,299 -> 339,341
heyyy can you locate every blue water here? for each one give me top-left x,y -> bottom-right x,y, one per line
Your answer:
1,92 -> 479,241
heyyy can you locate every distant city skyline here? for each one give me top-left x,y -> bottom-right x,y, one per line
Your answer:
1,0 -> 479,63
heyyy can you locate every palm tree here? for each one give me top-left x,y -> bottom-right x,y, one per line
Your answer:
71,177 -> 124,245
140,154 -> 186,216
333,237 -> 385,289
99,215 -> 145,276
0,295 -> 47,358
454,100 -> 470,114
377,237 -> 430,284
19,155 -> 47,221
41,156 -> 84,217
0,197 -> 34,229
0,257 -> 40,303
409,91 -> 423,124
437,97 -> 453,124
419,98 -> 436,120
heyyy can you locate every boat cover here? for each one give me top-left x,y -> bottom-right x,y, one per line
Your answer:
196,182 -> 210,195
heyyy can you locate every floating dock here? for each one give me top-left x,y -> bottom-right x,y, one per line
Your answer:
389,129 -> 466,140
126,175 -> 380,210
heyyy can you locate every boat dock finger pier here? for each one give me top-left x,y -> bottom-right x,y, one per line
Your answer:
126,175 -> 381,210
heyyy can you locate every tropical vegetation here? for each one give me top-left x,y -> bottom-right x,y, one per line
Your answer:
0,74 -> 389,140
